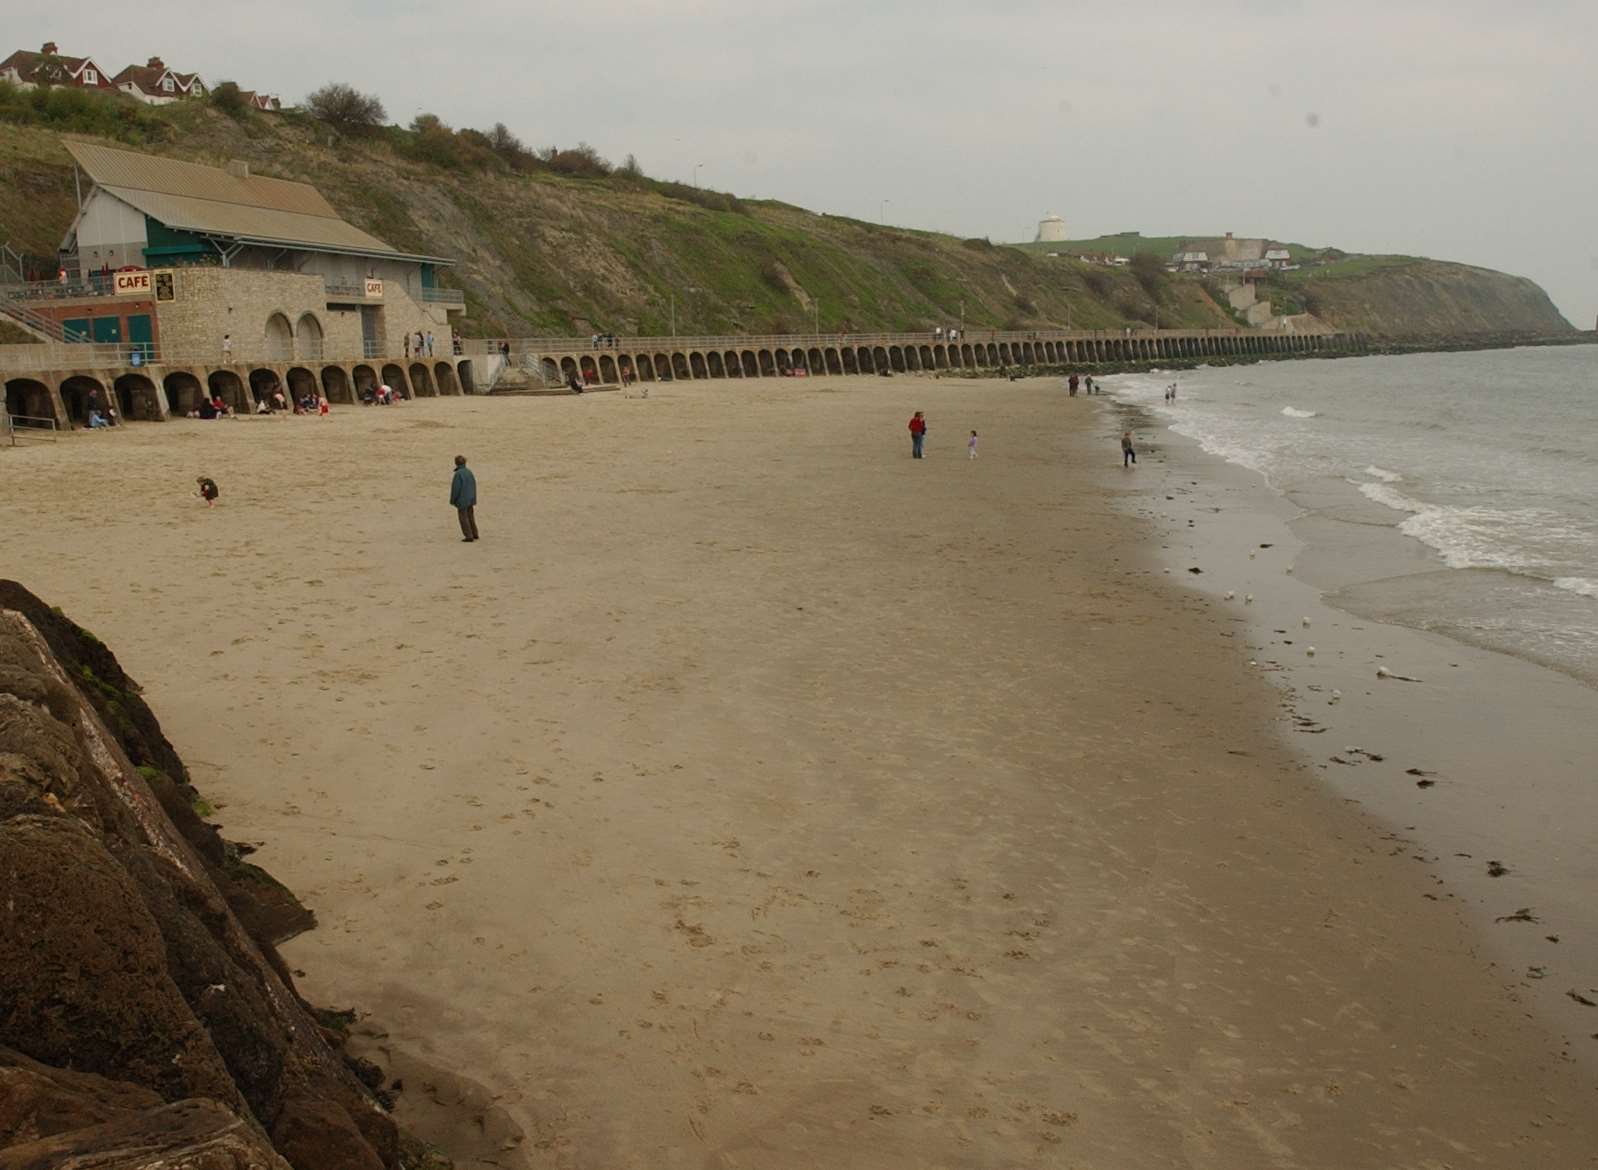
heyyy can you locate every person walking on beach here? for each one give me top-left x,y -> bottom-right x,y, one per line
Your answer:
196,476 -> 219,507
1121,430 -> 1137,467
1068,373 -> 1079,397
908,411 -> 927,459
451,455 -> 479,542
1085,375 -> 1095,395
968,430 -> 979,460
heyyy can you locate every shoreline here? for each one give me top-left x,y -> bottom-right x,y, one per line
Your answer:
1105,384 -> 1598,1069
4,380 -> 1595,1167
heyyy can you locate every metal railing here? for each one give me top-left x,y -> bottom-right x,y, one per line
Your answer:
0,339 -> 474,371
421,287 -> 466,305
0,341 -> 127,371
5,413 -> 59,444
1,325 -> 1338,376
0,299 -> 68,343
456,325 -> 1257,356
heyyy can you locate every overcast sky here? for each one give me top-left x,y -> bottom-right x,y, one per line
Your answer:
26,0 -> 1596,326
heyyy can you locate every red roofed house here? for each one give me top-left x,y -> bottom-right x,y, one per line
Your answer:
112,56 -> 207,105
0,42 -> 115,91
235,89 -> 282,112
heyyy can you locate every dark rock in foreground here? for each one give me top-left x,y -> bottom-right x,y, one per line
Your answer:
0,581 -> 430,1169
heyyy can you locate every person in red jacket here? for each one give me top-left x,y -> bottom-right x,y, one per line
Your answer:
908,411 -> 927,458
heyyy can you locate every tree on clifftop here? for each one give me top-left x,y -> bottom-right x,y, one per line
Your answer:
210,81 -> 247,119
305,83 -> 386,135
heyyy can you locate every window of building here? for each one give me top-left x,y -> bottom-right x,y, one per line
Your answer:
82,67 -> 97,83
161,76 -> 174,91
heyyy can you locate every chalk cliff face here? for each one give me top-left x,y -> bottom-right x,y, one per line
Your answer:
0,582 -> 418,1170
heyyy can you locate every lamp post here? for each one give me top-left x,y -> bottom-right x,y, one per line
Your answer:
669,293 -> 675,339
959,298 -> 965,337
880,199 -> 889,224
693,162 -> 704,189
812,299 -> 819,336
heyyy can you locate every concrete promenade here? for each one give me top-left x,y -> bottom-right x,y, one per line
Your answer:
3,326 -> 1360,427
482,325 -> 1361,389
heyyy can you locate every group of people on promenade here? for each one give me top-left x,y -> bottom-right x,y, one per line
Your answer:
404,331 -> 438,359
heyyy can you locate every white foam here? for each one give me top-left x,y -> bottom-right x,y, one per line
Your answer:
1281,406 -> 1318,418
1554,577 -> 1598,598
1357,482 -> 1569,571
1363,465 -> 1403,483
1358,481 -> 1424,514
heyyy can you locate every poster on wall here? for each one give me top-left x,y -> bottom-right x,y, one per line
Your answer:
154,271 -> 175,302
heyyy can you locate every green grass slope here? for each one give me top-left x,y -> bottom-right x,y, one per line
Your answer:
0,99 -> 1571,341
1265,259 -> 1573,337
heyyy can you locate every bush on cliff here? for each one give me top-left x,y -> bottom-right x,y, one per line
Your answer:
305,82 -> 386,135
210,81 -> 249,119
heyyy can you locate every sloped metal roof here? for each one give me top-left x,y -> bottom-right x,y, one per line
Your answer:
63,140 -> 452,264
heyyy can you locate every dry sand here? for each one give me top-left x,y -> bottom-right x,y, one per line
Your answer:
4,377 -> 1595,1169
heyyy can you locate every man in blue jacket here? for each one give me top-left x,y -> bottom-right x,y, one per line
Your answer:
450,455 -> 479,542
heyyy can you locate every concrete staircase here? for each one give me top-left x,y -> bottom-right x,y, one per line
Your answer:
0,295 -> 66,343
489,353 -> 582,396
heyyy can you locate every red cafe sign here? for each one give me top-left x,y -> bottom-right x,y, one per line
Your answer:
113,269 -> 153,295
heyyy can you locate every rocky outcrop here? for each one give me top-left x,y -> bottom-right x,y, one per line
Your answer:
0,1047 -> 289,1169
0,582 -> 419,1170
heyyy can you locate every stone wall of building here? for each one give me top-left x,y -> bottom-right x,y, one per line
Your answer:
150,267 -> 455,364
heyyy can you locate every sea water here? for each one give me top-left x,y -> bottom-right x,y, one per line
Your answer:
1113,344 -> 1598,684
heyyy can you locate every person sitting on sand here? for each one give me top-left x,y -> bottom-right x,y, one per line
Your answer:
88,409 -> 109,429
1122,430 -> 1137,467
196,476 -> 219,507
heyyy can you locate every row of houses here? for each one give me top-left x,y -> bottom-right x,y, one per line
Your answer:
1171,232 -> 1295,274
0,42 -> 281,110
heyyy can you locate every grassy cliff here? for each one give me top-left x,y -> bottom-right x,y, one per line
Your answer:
1261,258 -> 1572,338
0,101 -> 1572,341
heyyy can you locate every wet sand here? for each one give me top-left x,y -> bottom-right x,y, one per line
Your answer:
4,378 -> 1595,1169
1112,396 -> 1598,1071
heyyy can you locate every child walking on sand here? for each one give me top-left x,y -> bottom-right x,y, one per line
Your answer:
968,430 -> 979,459
1121,430 -> 1137,467
196,476 -> 219,507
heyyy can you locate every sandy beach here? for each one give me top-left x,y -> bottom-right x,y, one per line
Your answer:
4,377 -> 1595,1169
